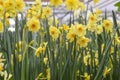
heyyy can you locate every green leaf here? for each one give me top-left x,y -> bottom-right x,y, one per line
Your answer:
114,2 -> 120,11
114,2 -> 120,7
118,7 -> 120,11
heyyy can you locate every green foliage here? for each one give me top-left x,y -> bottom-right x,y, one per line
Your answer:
114,2 -> 120,11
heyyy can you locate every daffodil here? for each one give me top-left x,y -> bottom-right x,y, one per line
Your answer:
49,26 -> 60,40
94,0 -> 100,5
84,54 -> 91,66
78,2 -> 86,11
35,47 -> 43,57
50,0 -> 63,7
0,21 -> 3,33
43,6 -> 52,18
89,13 -> 97,23
96,25 -> 103,34
3,71 -> 12,80
66,25 -> 76,42
44,57 -> 48,65
46,68 -> 50,80
16,41 -> 23,51
103,67 -> 111,78
5,9 -> 17,18
16,0 -> 25,12
65,0 -> 79,10
76,24 -> 86,37
87,23 -> 97,32
0,5 -> 4,17
0,0 -> 4,6
103,19 -> 113,32
4,0 -> 15,11
63,24 -> 69,31
18,54 -> 22,62
84,72 -> 90,80
77,36 -> 90,48
0,63 -> 4,71
95,8 -> 102,15
27,17 -> 40,33
110,46 -> 114,54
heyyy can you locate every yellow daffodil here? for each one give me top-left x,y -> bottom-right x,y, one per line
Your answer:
46,68 -> 50,80
18,54 -> 22,62
35,47 -> 43,57
49,26 -> 60,41
76,24 -> 86,37
0,21 -> 3,33
89,13 -> 97,23
16,41 -> 23,51
4,0 -> 15,11
0,0 -> 4,6
84,54 -> 91,66
44,57 -> 48,65
0,5 -> 4,17
27,17 -> 40,33
66,25 -> 76,42
43,6 -> 52,18
95,51 -> 98,58
103,19 -> 113,32
0,63 -> 4,71
94,0 -> 100,5
110,46 -> 114,54
65,0 -> 79,10
95,8 -> 102,15
96,25 -> 103,34
50,0 -> 63,7
3,70 -> 12,80
87,23 -> 97,32
63,24 -> 69,31
16,0 -> 25,12
78,2 -> 86,11
5,9 -> 17,18
103,67 -> 111,78
84,72 -> 90,80
77,36 -> 90,48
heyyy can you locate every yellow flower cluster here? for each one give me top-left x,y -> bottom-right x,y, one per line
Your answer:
0,0 -> 25,18
84,72 -> 90,80
0,0 -> 118,80
49,26 -> 60,41
87,9 -> 113,34
0,53 -> 12,80
16,41 -> 23,51
27,0 -> 52,19
65,0 -> 85,11
27,17 -> 40,33
83,51 -> 99,67
65,24 -> 90,48
35,42 -> 48,57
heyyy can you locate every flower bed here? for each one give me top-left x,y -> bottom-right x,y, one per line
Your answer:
0,0 -> 120,80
